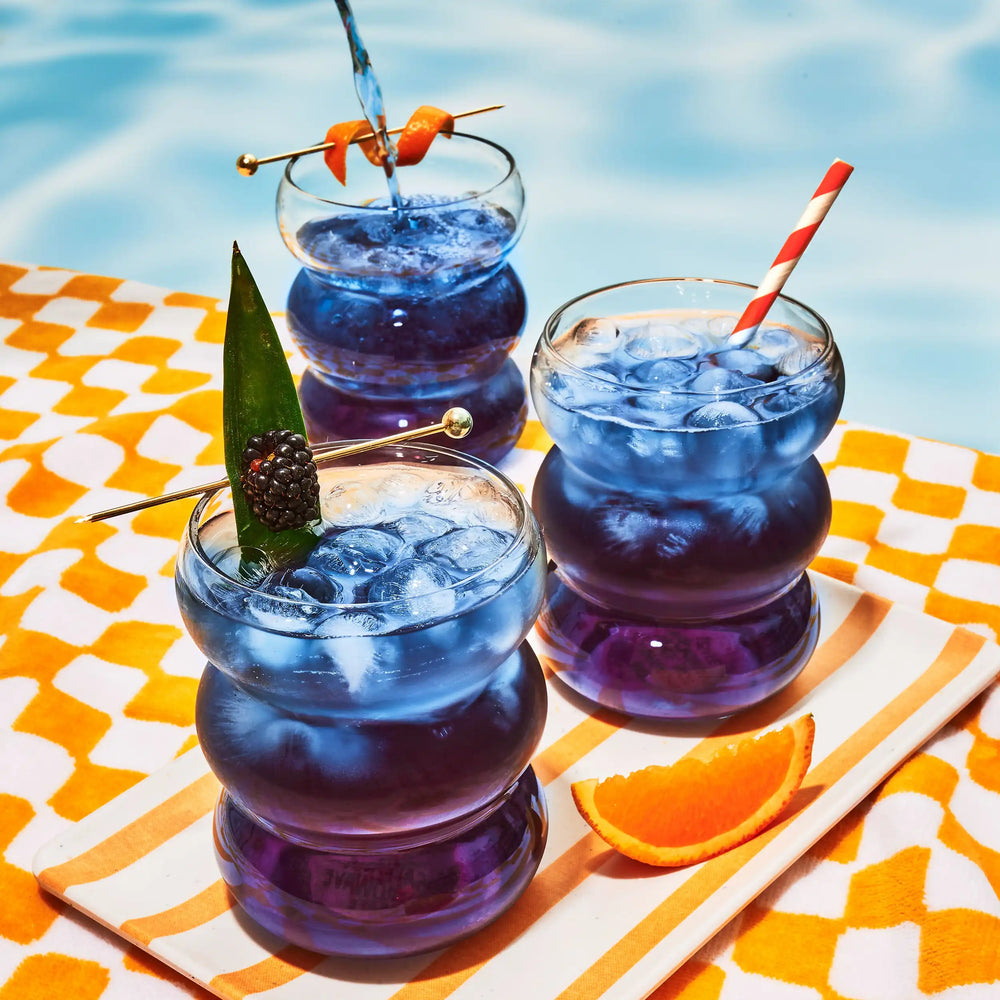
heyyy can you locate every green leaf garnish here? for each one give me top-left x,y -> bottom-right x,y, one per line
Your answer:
223,242 -> 319,566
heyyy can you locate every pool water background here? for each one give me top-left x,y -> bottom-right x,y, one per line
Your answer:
1,0 -> 999,453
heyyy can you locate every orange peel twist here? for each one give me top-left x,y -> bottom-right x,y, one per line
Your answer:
322,105 -> 455,185
395,105 -> 455,166
322,119 -> 384,185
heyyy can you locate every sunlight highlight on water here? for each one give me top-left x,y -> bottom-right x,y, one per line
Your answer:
1,0 -> 998,450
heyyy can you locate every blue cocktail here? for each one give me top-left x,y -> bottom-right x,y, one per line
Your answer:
176,442 -> 547,956
530,277 -> 844,719
277,134 -> 528,465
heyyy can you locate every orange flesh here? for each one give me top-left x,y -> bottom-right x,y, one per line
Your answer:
593,727 -> 795,847
572,715 -> 814,866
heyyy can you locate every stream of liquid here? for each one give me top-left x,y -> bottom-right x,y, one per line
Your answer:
332,0 -> 404,210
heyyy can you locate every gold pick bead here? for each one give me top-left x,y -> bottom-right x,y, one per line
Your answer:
443,407 -> 474,438
236,153 -> 259,177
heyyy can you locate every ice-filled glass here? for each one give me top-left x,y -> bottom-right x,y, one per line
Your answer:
530,277 -> 844,719
278,134 -> 528,465
175,442 -> 548,956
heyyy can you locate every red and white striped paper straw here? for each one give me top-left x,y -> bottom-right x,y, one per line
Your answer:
730,158 -> 854,345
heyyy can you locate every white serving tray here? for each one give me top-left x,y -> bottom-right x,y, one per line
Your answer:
34,573 -> 1000,1000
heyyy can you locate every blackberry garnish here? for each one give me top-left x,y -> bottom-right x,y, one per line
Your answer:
240,429 -> 320,532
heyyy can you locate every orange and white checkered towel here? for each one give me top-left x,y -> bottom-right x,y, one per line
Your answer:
2,261 -> 1000,999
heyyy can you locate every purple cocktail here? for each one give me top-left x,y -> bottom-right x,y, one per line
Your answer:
175,443 -> 548,956
530,277 -> 844,719
277,135 -> 528,465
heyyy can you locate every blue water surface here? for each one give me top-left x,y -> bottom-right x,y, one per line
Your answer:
1,0 -> 999,452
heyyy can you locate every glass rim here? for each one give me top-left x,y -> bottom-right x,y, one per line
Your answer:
279,131 -> 519,213
184,439 -> 534,616
539,276 -> 837,398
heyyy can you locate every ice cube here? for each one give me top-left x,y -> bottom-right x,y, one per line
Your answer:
245,588 -> 324,634
368,558 -> 457,620
259,566 -> 343,605
588,362 -> 623,383
707,315 -> 738,339
315,610 -> 383,636
777,343 -> 823,376
421,473 -> 507,518
747,326 -> 801,362
686,401 -> 760,428
657,428 -> 687,462
322,481 -> 387,526
575,410 -> 608,448
237,623 -> 312,670
624,393 -> 690,428
597,505 -> 658,552
772,405 -> 823,460
708,348 -> 776,382
307,528 -> 402,577
418,473 -> 517,533
420,526 -> 512,574
259,719 -> 321,764
597,504 -> 705,559
792,377 -> 831,401
754,388 -> 804,419
314,612 -> 383,692
621,323 -> 700,361
570,317 -> 619,354
688,369 -> 762,394
377,471 -> 432,512
712,494 -> 769,539
627,426 -> 659,458
213,545 -> 274,586
387,512 -> 454,544
547,370 -> 620,411
655,508 -> 708,559
216,687 -> 274,740
624,359 -> 694,389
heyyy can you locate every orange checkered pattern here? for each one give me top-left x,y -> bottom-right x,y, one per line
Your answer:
2,261 -> 1000,998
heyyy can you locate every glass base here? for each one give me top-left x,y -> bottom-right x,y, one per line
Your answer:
213,767 -> 547,957
535,572 -> 820,720
298,358 -> 526,467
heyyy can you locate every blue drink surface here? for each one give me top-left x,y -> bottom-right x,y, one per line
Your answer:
532,309 -> 843,494
293,193 -> 520,295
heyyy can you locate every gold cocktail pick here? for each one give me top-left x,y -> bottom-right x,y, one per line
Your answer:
236,103 -> 504,176
76,407 -> 474,524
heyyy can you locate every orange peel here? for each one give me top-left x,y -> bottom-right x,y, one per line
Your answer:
395,105 -> 455,166
571,714 -> 815,867
322,119 -> 384,185
322,106 -> 455,184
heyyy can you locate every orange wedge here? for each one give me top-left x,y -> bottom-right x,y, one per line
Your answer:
571,714 -> 815,867
395,105 -> 455,166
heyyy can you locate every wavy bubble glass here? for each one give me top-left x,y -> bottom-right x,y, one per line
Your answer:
174,443 -> 548,956
529,277 -> 845,719
277,134 -> 528,465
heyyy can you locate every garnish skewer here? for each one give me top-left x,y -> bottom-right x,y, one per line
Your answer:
236,104 -> 503,176
76,407 -> 474,524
